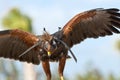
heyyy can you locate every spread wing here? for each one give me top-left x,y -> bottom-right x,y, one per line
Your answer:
0,29 -> 40,64
62,8 -> 120,47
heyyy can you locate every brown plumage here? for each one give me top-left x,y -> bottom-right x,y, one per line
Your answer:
0,8 -> 120,80
62,8 -> 120,47
0,29 -> 40,64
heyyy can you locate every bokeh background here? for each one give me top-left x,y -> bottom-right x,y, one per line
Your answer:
0,0 -> 120,80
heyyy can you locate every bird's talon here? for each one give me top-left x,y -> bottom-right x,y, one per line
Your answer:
60,76 -> 64,80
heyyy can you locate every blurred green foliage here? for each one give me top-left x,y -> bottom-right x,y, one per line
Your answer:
116,40 -> 120,51
2,8 -> 32,32
74,69 -> 117,80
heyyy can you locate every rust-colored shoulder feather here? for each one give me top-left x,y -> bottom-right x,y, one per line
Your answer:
10,29 -> 39,46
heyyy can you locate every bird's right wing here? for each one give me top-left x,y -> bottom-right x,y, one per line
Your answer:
0,29 -> 40,64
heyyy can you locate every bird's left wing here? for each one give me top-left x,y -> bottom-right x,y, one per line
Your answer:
62,8 -> 120,47
0,29 -> 40,64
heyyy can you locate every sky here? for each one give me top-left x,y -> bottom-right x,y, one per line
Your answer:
0,0 -> 120,79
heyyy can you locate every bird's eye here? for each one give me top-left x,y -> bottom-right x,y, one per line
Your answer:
51,40 -> 58,49
44,41 -> 49,50
52,40 -> 56,45
40,49 -> 43,52
45,41 -> 49,45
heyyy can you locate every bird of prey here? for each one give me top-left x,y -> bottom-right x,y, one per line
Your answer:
0,8 -> 120,80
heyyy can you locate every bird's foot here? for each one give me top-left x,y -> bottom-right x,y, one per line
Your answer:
60,76 -> 64,80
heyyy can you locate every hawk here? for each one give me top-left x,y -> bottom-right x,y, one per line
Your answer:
0,8 -> 119,80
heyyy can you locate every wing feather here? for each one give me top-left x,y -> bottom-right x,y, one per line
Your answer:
0,29 -> 40,64
62,8 -> 120,47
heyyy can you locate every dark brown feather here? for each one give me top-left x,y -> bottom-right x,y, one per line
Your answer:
0,29 -> 40,64
62,8 -> 120,47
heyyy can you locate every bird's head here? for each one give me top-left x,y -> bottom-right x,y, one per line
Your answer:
41,32 -> 58,56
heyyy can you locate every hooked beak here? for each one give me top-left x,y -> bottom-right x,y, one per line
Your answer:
47,51 -> 51,56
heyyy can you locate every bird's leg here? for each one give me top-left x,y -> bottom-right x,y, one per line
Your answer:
42,60 -> 51,80
58,56 -> 66,80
